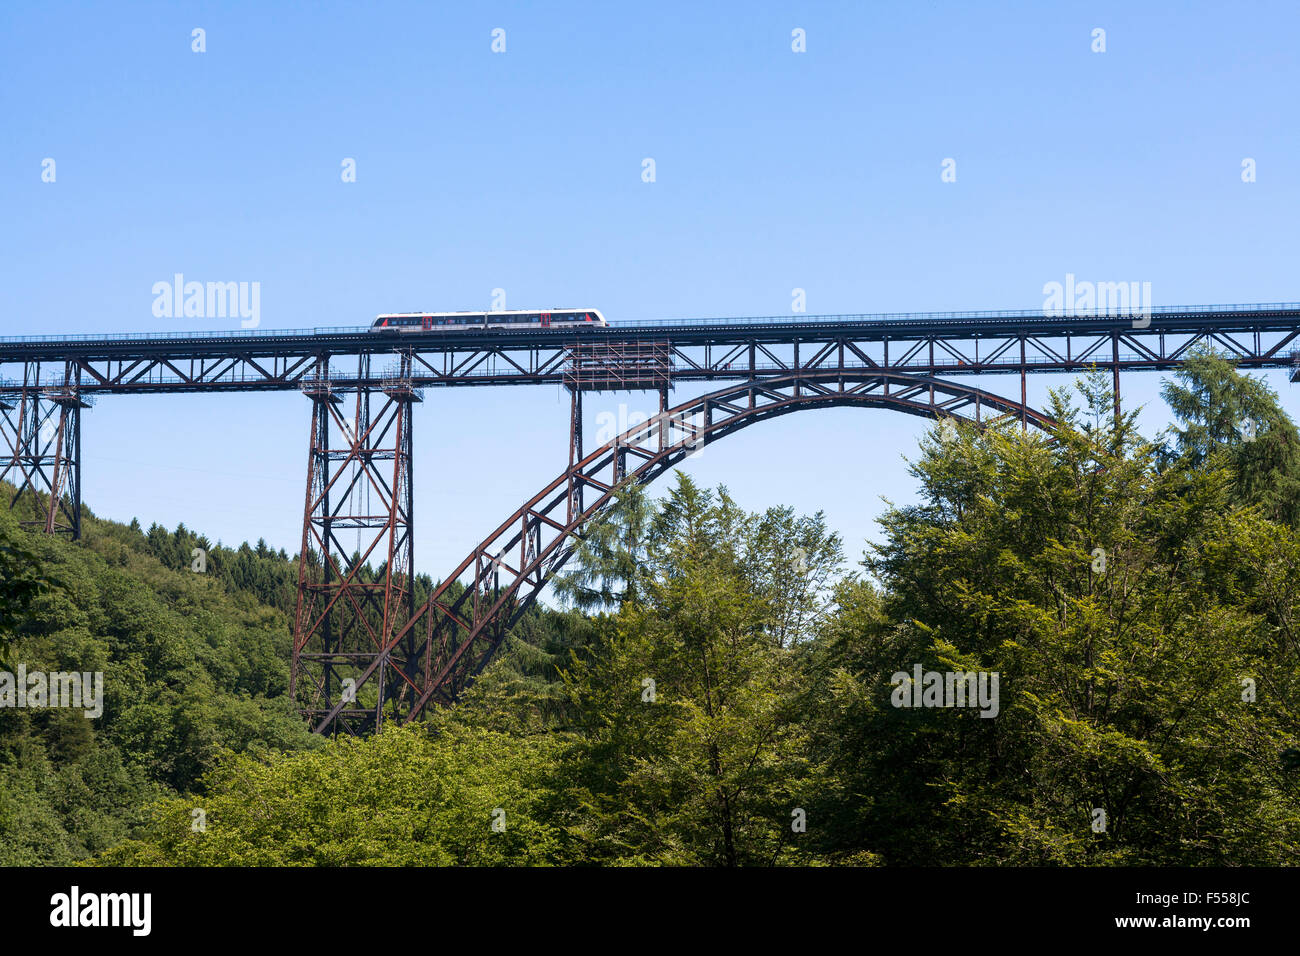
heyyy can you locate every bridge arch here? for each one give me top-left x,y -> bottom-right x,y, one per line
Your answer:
305,369 -> 1055,733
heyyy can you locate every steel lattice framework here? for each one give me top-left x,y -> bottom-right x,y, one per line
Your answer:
308,369 -> 1053,733
1,303 -> 1296,734
2,304 -> 1299,397
290,354 -> 421,732
0,362 -> 89,537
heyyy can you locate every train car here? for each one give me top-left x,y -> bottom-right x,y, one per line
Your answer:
370,309 -> 607,331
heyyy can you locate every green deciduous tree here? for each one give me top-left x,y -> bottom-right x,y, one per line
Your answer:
1162,347 -> 1300,525
553,475 -> 836,865
807,377 -> 1300,864
97,721 -> 562,866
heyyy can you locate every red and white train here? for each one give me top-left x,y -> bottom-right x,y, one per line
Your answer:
370,309 -> 608,331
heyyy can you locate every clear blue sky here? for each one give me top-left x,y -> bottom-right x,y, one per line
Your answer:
3,0 -> 1299,584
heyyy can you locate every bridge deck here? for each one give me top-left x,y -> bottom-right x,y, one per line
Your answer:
0,303 -> 1296,395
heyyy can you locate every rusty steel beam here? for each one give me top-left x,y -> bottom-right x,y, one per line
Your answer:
567,388 -> 583,524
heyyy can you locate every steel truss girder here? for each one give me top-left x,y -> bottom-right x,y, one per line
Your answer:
3,321 -> 1296,395
307,368 -> 1054,734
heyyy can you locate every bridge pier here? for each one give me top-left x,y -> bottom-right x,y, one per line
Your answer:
1112,331 -> 1122,421
658,386 -> 669,451
568,388 -> 583,522
291,354 -> 420,735
0,361 -> 89,539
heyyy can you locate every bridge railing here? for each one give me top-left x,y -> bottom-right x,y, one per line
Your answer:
0,326 -> 376,344
620,302 -> 1300,328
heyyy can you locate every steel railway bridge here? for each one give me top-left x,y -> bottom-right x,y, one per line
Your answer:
2,302 -> 1298,735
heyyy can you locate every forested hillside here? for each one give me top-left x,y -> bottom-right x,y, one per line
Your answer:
0,494 -> 322,863
2,353 -> 1298,865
